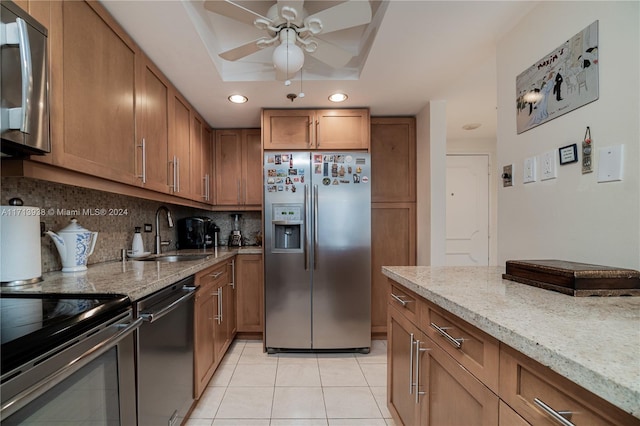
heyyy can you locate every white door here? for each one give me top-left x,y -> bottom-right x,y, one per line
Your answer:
445,155 -> 489,266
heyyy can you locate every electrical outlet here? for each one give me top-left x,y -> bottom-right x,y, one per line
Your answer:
523,157 -> 537,183
502,164 -> 513,187
144,224 -> 153,232
541,150 -> 557,180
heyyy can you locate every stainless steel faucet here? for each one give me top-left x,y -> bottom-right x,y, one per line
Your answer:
155,206 -> 174,254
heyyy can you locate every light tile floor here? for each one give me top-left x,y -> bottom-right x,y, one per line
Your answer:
186,340 -> 397,426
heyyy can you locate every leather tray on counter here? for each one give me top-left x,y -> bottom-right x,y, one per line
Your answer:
503,260 -> 640,296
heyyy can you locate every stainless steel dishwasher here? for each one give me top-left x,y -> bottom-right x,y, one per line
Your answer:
136,276 -> 196,426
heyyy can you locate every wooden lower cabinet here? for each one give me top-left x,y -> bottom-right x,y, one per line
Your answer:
388,304 -> 498,426
235,254 -> 264,334
388,279 -> 640,426
193,260 -> 235,399
372,205 -> 416,335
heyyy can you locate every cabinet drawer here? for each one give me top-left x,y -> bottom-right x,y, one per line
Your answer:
500,345 -> 640,426
196,262 -> 228,288
388,283 -> 420,324
421,300 -> 499,392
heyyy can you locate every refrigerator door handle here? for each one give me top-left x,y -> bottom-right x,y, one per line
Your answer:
313,184 -> 319,270
304,184 -> 309,271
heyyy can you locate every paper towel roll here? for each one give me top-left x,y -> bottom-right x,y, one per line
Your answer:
1,206 -> 42,283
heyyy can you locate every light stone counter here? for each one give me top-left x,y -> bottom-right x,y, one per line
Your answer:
382,265 -> 640,419
3,247 -> 262,302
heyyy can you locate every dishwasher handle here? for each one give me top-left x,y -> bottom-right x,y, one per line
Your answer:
139,286 -> 196,323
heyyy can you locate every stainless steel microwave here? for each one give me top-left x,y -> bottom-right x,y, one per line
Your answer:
0,0 -> 50,156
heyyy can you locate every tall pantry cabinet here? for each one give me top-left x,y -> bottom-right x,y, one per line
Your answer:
370,117 -> 417,336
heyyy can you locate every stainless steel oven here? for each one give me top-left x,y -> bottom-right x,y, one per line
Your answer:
0,293 -> 140,425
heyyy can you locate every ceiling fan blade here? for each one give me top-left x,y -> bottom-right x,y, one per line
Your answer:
277,0 -> 305,26
305,0 -> 371,35
309,38 -> 354,68
204,0 -> 269,26
219,39 -> 265,61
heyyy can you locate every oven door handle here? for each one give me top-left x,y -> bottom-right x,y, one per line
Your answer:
138,286 -> 196,324
1,314 -> 143,417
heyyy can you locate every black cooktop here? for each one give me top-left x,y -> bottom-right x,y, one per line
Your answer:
0,292 -> 131,375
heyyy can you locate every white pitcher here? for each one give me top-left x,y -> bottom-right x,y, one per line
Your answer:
46,218 -> 98,272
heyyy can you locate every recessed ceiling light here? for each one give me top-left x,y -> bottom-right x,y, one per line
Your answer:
462,123 -> 481,130
228,94 -> 248,104
328,93 -> 348,103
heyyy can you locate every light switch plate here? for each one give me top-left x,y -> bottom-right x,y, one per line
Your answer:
523,157 -> 537,183
597,145 -> 624,182
541,150 -> 557,180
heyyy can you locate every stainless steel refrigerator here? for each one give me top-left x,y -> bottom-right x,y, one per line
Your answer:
264,152 -> 371,353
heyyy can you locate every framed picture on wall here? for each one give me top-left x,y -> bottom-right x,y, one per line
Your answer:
559,144 -> 578,165
516,21 -> 599,134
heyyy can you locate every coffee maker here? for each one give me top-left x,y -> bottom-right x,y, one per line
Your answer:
228,214 -> 243,247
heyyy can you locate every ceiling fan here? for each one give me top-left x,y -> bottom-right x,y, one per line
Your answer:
203,0 -> 372,81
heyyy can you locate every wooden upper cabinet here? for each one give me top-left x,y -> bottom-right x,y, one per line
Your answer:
243,129 -> 262,206
50,1 -> 138,184
371,117 -> 416,202
136,55 -> 170,194
168,90 -> 191,198
315,109 -> 369,150
262,109 -> 370,150
215,129 -> 261,206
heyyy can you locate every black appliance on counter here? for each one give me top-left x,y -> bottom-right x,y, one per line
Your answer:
0,292 -> 139,424
176,217 -> 219,249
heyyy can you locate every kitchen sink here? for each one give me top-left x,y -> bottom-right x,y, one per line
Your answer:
134,254 -> 210,262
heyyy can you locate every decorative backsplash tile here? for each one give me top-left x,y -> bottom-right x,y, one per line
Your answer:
1,178 -> 262,273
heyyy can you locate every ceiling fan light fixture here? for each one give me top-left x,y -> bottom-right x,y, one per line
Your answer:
272,41 -> 304,75
228,94 -> 248,104
329,92 -> 348,103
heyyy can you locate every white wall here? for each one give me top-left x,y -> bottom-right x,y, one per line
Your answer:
496,2 -> 640,269
417,101 -> 448,266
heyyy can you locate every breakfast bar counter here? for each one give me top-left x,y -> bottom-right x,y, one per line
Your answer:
382,265 -> 640,419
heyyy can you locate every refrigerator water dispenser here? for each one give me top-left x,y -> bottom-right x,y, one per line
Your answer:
272,204 -> 303,252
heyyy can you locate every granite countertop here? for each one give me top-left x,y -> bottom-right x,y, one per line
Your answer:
382,265 -> 640,419
2,247 -> 262,302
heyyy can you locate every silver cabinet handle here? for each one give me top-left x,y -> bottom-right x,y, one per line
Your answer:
409,333 -> 415,395
414,340 -> 429,403
202,175 -> 207,199
229,259 -> 235,289
315,119 -> 320,147
206,174 -> 210,201
534,398 -> 575,426
5,18 -> 32,133
209,271 -> 223,279
137,138 -> 147,183
212,287 -> 222,324
170,156 -> 177,191
391,293 -> 409,307
176,157 -> 181,193
430,322 -> 463,349
237,180 -> 241,203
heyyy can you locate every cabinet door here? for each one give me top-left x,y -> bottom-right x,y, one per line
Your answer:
388,305 -> 421,426
262,110 -> 315,149
190,114 -> 204,201
168,91 -> 191,197
215,130 -> 243,205
243,129 -> 263,206
372,204 -> 416,335
52,1 -> 137,184
225,259 -> 237,340
417,334 -> 499,425
371,117 -> 416,202
136,56 -> 169,193
236,254 -> 264,334
316,109 -> 370,150
194,285 -> 215,399
202,126 -> 214,204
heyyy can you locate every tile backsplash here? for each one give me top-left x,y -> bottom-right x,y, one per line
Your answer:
1,178 -> 261,273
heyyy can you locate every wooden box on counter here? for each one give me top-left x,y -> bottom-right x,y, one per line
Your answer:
503,260 -> 640,296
